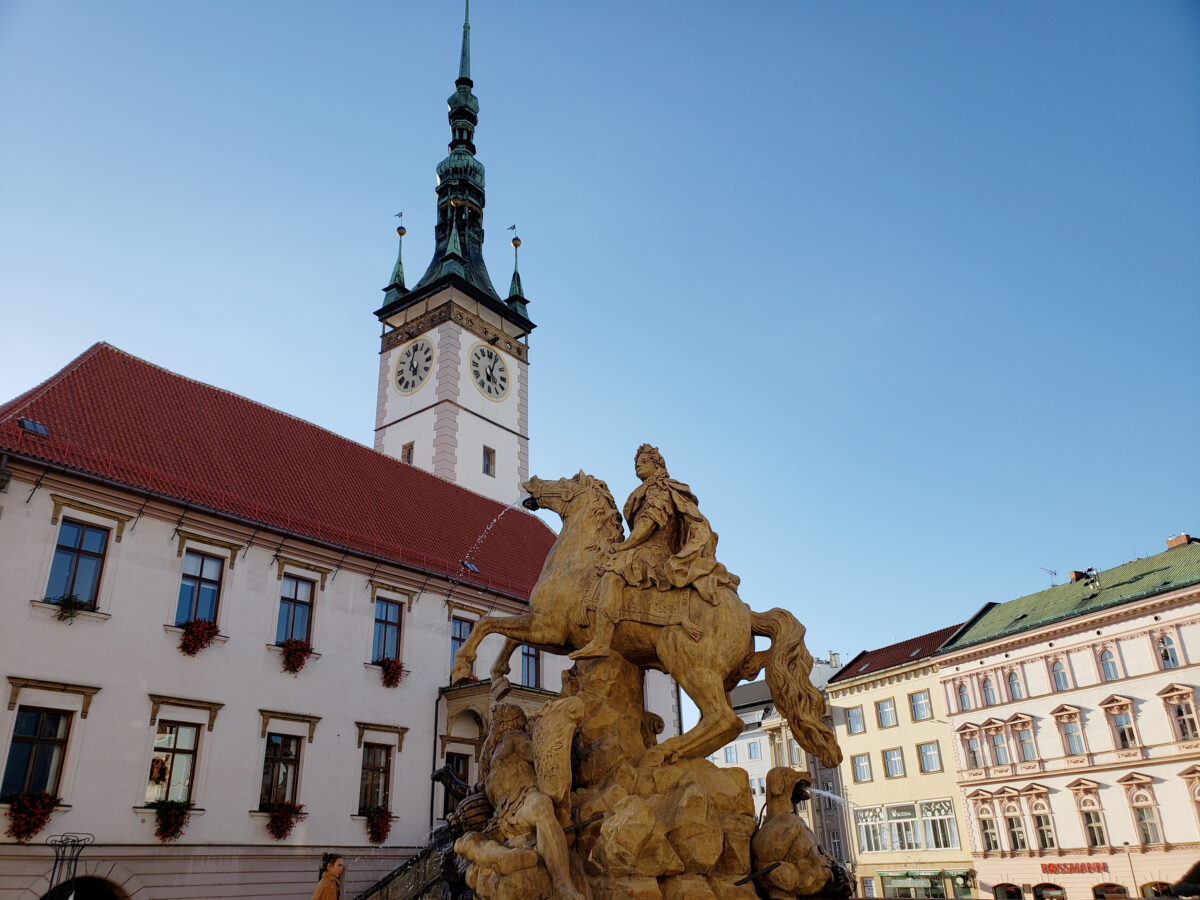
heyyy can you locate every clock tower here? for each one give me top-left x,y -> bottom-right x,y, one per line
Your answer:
374,1 -> 534,505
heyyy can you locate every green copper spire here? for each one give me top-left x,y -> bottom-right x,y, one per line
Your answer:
382,215 -> 408,305
459,0 -> 471,81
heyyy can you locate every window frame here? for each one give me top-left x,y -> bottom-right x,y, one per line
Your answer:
724,745 -> 737,764
1099,648 -> 1120,682
1159,686 -> 1199,742
982,678 -> 998,707
520,644 -> 540,688
372,596 -> 403,663
851,753 -> 873,783
144,720 -> 200,804
450,616 -> 474,671
882,747 -> 906,779
917,740 -> 943,774
1007,670 -> 1025,701
875,698 -> 898,729
1156,635 -> 1181,671
259,731 -> 302,809
1,706 -> 73,800
746,739 -> 761,761
957,682 -> 972,712
908,689 -> 933,722
175,549 -> 225,626
443,751 -> 470,817
45,518 -> 110,610
845,705 -> 865,735
276,574 -> 316,644
358,742 -> 391,814
1050,659 -> 1070,692
979,815 -> 1001,852
482,445 -> 496,477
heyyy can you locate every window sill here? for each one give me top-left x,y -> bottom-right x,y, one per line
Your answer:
163,624 -> 229,645
350,813 -> 397,821
133,805 -> 205,815
0,802 -> 72,811
30,600 -> 110,622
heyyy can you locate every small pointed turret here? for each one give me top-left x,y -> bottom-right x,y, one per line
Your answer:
382,215 -> 408,305
459,0 -> 471,81
506,234 -> 529,318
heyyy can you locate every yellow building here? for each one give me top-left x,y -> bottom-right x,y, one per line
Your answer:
828,624 -> 975,899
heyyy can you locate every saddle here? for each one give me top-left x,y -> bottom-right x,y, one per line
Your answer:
579,583 -> 704,641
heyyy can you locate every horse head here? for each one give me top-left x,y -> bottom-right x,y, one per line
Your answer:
522,472 -> 623,543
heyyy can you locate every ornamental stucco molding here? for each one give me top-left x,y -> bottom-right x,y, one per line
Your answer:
7,676 -> 101,717
381,301 -> 529,363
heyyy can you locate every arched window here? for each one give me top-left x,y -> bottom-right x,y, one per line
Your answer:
1158,636 -> 1179,670
1033,884 -> 1064,900
982,679 -> 997,706
1008,671 -> 1024,700
994,885 -> 1022,900
1051,660 -> 1069,691
1092,884 -> 1128,899
958,683 -> 972,712
1142,883 -> 1172,897
1100,649 -> 1119,681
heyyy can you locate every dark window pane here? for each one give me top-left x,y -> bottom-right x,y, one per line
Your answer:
1,744 -> 33,796
39,713 -> 68,740
80,526 -> 107,554
46,551 -> 74,600
275,605 -> 290,643
384,629 -> 397,659
183,552 -> 201,576
292,606 -> 309,640
73,557 -> 102,605
175,582 -> 196,625
14,710 -> 41,737
28,744 -> 62,792
58,522 -> 82,548
197,584 -> 218,622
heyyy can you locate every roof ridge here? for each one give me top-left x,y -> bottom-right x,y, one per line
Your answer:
0,341 -> 111,423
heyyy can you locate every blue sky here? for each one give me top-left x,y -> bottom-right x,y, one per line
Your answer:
2,1 -> 1197,659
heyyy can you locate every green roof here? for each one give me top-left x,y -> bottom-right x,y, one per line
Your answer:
941,540 -> 1200,653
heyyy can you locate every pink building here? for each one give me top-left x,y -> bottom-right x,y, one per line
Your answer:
936,535 -> 1200,900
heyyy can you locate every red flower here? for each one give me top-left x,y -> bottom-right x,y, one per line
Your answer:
149,800 -> 192,842
179,619 -> 219,656
279,639 -> 313,674
376,657 -> 406,688
4,791 -> 59,843
363,806 -> 392,844
265,801 -> 305,840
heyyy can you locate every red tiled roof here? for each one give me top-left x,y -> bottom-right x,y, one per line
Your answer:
827,622 -> 963,684
0,343 -> 555,599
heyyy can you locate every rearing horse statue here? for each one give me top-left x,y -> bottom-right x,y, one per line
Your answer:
449,470 -> 841,768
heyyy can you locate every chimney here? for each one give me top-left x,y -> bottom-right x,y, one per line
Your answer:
1068,570 -> 1088,583
1167,533 -> 1194,550
829,652 -> 841,668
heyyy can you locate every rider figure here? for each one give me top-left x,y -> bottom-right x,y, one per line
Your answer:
570,444 -> 736,660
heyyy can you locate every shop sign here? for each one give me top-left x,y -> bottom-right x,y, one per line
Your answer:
1041,863 -> 1109,875
890,879 -> 931,888
887,804 -> 917,820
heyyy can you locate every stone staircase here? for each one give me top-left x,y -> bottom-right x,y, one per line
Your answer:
351,843 -> 445,900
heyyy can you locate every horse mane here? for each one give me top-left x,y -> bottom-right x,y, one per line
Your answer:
576,473 -> 624,549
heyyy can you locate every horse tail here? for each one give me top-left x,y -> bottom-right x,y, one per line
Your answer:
749,608 -> 842,769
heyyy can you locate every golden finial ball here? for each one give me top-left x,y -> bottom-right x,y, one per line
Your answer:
396,226 -> 406,237
511,237 -> 521,249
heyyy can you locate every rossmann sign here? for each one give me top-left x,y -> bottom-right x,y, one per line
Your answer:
1041,863 -> 1109,875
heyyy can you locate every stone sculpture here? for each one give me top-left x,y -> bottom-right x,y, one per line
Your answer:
751,768 -> 852,899
449,446 -> 844,899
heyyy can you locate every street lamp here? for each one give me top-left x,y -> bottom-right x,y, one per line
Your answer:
1123,841 -> 1138,898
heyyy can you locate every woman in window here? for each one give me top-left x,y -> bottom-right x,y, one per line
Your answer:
312,853 -> 343,900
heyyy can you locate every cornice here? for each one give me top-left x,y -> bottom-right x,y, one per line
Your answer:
381,300 -> 529,363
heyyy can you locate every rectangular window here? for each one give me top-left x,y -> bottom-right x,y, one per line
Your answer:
373,597 -> 402,662
890,818 -> 922,850
980,818 -> 1000,852
909,690 -> 932,721
1063,721 -> 1085,756
1,707 -> 72,798
922,807 -> 960,850
1017,727 -> 1037,762
757,777 -> 765,795
846,706 -> 865,734
46,519 -> 109,608
876,699 -> 898,728
724,746 -> 737,764
145,721 -> 199,804
359,743 -> 390,814
259,733 -> 301,808
1006,815 -> 1028,850
966,736 -> 983,769
276,575 -> 315,643
450,617 -> 473,668
443,752 -> 470,817
883,748 -> 905,778
829,831 -> 842,860
991,733 -> 1010,765
863,878 -> 877,897
520,645 -> 540,688
1135,806 -> 1161,845
789,739 -> 801,765
747,741 -> 761,761
917,741 -> 942,773
482,446 -> 496,476
1083,810 -> 1107,847
857,820 -> 887,853
1113,712 -> 1137,749
1035,814 -> 1055,849
175,550 -> 223,625
852,753 -> 872,783
401,442 -> 414,464
1172,698 -> 1199,740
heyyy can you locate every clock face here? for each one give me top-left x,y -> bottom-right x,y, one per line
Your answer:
394,338 -> 435,395
469,344 -> 510,400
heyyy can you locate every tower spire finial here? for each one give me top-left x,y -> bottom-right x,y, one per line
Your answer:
459,0 -> 471,82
